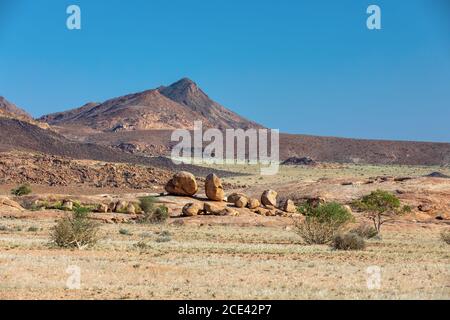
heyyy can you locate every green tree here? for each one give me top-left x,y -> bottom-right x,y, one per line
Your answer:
352,190 -> 408,234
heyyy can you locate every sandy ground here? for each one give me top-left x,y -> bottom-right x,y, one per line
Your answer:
0,163 -> 449,300
0,217 -> 448,300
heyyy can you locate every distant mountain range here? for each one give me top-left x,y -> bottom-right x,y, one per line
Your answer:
1,78 -> 449,166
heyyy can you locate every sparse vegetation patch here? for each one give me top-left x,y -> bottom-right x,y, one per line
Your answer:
11,184 -> 32,196
294,202 -> 353,244
50,210 -> 100,249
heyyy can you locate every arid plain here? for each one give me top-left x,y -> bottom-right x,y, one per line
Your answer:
0,79 -> 449,299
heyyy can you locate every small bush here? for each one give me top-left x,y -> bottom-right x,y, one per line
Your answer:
296,202 -> 313,215
73,205 -> 91,215
332,233 -> 366,250
294,217 -> 340,244
0,225 -> 8,231
139,196 -> 156,214
134,240 -> 150,250
27,226 -> 39,232
294,202 -> 354,245
441,230 -> 450,245
11,184 -> 32,196
50,211 -> 99,249
402,205 -> 412,213
155,234 -> 172,243
119,228 -> 132,236
350,223 -> 378,239
137,196 -> 169,224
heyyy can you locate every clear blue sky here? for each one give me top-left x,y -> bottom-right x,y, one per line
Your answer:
0,0 -> 449,142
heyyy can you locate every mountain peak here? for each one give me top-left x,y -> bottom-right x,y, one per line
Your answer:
40,78 -> 264,131
171,77 -> 196,87
163,78 -> 199,96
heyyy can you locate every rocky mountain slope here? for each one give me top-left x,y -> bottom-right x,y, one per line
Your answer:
0,117 -> 236,178
0,96 -> 32,119
0,151 -> 172,189
39,78 -> 262,131
82,129 -> 450,166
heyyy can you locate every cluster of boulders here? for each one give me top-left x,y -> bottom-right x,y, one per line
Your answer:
227,191 -> 297,217
164,171 -> 298,217
95,200 -> 138,214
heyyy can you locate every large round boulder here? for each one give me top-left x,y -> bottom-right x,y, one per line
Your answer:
205,173 -> 225,201
203,202 -> 226,215
261,190 -> 277,207
165,171 -> 198,196
247,198 -> 261,209
227,193 -> 248,203
234,196 -> 248,208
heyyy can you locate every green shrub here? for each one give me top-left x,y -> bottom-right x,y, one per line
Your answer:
296,202 -> 313,215
137,196 -> 169,224
350,223 -> 378,239
294,202 -> 353,244
305,202 -> 354,225
402,205 -> 412,213
73,205 -> 91,215
332,233 -> 366,250
27,226 -> 39,232
50,210 -> 99,249
139,196 -> 156,214
11,184 -> 32,196
441,229 -> 450,245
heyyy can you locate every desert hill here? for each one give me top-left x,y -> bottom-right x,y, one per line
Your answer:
0,117 -> 236,177
39,78 -> 262,132
0,96 -> 32,119
81,129 -> 450,166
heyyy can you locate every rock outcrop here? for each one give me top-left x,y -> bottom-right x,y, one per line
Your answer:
0,196 -> 24,211
165,171 -> 198,196
182,203 -> 203,216
247,198 -> 261,209
281,199 -> 296,213
205,173 -> 225,201
261,190 -> 277,207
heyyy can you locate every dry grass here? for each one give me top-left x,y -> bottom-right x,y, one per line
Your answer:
0,217 -> 448,300
202,163 -> 450,186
